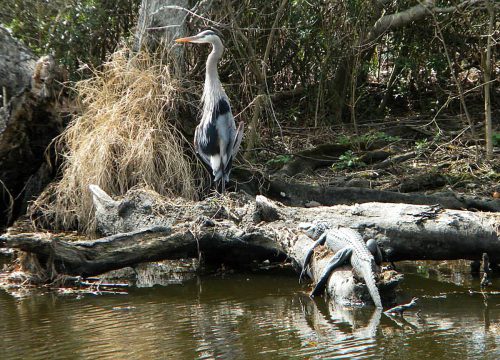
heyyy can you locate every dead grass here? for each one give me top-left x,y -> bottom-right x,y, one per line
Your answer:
30,47 -> 201,234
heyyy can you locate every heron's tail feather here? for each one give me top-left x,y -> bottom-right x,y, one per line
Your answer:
213,168 -> 224,182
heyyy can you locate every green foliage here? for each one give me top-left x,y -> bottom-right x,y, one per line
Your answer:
1,0 -> 140,78
266,154 -> 292,167
336,135 -> 352,146
492,133 -> 500,147
333,150 -> 365,170
486,171 -> 500,181
363,131 -> 401,145
414,138 -> 430,153
1,0 -> 491,124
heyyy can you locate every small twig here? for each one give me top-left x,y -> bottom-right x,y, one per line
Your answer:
0,179 -> 14,224
154,5 -> 226,27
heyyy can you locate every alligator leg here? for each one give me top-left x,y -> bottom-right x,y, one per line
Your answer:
310,247 -> 353,298
299,232 -> 327,283
366,239 -> 383,266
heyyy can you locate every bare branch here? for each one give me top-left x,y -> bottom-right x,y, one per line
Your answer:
367,0 -> 486,43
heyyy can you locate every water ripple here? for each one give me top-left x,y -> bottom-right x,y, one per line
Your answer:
1,271 -> 500,360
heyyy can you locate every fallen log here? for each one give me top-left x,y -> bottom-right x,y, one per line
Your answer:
263,176 -> 500,212
2,185 -> 500,306
72,186 -> 500,266
0,226 -> 286,277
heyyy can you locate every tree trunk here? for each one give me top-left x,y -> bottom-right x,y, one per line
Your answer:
0,26 -> 66,230
483,0 -> 494,159
133,0 -> 189,55
0,27 -> 36,101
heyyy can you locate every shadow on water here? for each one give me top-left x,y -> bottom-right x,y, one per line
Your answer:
0,260 -> 499,359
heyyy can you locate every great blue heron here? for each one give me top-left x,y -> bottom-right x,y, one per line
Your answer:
175,30 -> 244,194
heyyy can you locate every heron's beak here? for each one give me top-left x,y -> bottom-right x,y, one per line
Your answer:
175,36 -> 196,43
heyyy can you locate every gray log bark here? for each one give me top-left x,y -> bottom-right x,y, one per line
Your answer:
1,226 -> 285,277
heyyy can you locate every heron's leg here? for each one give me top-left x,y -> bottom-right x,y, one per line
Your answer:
366,239 -> 383,266
215,178 -> 224,196
219,166 -> 226,195
310,247 -> 353,298
299,232 -> 327,283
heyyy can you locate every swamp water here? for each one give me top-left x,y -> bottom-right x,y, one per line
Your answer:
0,261 -> 499,359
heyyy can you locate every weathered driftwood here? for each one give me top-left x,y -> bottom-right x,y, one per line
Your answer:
90,190 -> 404,307
87,186 -> 500,264
1,187 -> 401,306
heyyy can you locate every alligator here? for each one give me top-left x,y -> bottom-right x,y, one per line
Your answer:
299,222 -> 383,308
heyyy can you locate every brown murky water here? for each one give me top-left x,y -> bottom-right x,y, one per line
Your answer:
0,261 -> 499,359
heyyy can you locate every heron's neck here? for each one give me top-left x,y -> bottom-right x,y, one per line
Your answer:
202,39 -> 225,112
206,42 -> 223,83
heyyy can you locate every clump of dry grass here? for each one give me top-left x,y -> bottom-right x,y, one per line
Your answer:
31,48 -> 200,234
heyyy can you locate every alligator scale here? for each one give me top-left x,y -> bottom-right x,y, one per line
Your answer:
299,222 -> 383,308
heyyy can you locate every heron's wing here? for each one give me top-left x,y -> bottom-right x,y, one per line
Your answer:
194,125 -> 211,168
232,121 -> 244,156
223,119 -> 244,176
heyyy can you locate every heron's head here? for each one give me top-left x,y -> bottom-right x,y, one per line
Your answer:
175,30 -> 221,45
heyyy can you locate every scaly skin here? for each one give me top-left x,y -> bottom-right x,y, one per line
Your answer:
299,223 -> 383,308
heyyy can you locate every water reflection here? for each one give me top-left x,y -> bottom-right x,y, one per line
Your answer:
0,264 -> 499,359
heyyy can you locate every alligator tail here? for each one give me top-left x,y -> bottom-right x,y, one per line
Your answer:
359,263 -> 383,308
